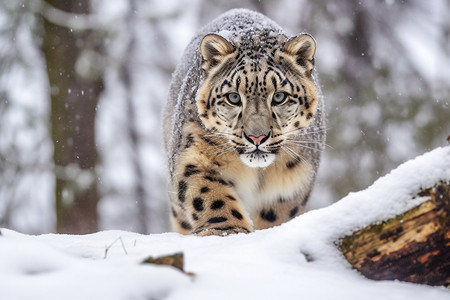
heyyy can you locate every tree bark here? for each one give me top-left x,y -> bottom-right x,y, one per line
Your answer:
340,182 -> 450,286
42,0 -> 103,233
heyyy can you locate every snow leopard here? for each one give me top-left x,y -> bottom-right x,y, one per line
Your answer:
163,9 -> 326,236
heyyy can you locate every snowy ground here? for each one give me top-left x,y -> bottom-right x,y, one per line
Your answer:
1,146 -> 449,300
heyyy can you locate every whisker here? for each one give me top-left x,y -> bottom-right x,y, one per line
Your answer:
281,144 -> 301,161
285,138 -> 324,144
281,144 -> 314,170
283,126 -> 330,137
291,143 -> 332,151
202,135 -> 228,141
285,138 -> 333,150
284,142 -> 324,153
204,131 -> 235,138
212,140 -> 237,156
284,140 -> 324,147
216,145 -> 233,152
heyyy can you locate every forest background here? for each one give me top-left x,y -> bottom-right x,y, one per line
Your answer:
1,0 -> 449,234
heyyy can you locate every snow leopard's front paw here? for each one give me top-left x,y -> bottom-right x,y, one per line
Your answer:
194,227 -> 252,237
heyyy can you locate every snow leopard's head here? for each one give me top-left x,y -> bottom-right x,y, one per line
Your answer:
196,33 -> 318,168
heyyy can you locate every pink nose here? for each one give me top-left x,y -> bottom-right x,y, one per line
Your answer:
247,134 -> 267,146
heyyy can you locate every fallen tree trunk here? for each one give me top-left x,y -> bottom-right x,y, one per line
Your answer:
340,182 -> 450,286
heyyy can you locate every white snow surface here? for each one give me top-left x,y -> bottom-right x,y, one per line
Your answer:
1,146 -> 449,300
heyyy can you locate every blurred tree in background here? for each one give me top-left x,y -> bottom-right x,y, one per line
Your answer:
42,0 -> 104,233
0,0 -> 54,233
0,0 -> 448,234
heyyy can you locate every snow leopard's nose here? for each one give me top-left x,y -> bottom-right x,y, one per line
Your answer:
244,132 -> 269,146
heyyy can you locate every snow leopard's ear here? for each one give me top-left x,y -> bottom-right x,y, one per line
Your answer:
200,34 -> 235,72
282,34 -> 316,75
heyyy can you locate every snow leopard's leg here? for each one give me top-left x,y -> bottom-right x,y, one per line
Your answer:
253,192 -> 311,230
169,130 -> 254,236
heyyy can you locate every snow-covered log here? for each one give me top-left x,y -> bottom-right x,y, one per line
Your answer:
340,182 -> 450,286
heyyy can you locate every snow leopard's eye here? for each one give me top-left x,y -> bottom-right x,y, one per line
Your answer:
226,92 -> 241,106
272,92 -> 287,105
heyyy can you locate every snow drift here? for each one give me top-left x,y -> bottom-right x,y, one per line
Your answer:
0,146 -> 449,300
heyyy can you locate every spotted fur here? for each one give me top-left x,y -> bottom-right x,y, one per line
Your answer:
163,9 -> 326,236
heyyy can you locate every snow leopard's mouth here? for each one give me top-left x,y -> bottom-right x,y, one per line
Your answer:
239,150 -> 276,168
